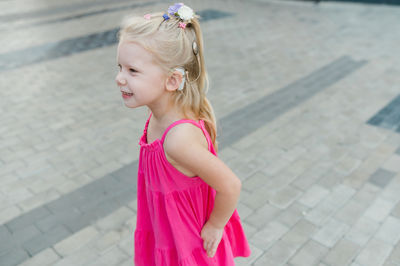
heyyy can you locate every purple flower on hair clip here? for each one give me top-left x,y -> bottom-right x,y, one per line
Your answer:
168,3 -> 183,16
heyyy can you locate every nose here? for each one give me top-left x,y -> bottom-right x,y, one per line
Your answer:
115,72 -> 126,87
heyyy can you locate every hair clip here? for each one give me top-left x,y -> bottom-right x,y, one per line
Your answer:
144,14 -> 151,20
163,14 -> 170,20
178,22 -> 186,29
175,68 -> 186,91
167,3 -> 195,27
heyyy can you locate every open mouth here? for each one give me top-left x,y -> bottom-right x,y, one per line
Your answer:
121,87 -> 134,99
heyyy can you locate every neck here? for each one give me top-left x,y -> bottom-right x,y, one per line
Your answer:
147,94 -> 182,124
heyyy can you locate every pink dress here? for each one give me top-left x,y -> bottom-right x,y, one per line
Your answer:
134,112 -> 251,265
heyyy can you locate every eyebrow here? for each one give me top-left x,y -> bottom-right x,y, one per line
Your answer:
118,62 -> 140,70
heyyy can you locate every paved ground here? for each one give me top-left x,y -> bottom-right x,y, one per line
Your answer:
1,0 -> 400,265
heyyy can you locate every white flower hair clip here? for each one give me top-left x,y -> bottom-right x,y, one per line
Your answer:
163,3 -> 195,29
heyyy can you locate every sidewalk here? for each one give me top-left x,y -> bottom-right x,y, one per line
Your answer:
1,0 -> 400,265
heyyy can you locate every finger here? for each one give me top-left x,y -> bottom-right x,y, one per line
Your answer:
204,240 -> 211,252
208,243 -> 217,257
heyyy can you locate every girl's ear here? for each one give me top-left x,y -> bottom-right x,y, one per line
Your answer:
166,70 -> 184,92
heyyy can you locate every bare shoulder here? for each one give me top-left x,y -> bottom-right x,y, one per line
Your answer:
163,122 -> 241,192
163,122 -> 209,155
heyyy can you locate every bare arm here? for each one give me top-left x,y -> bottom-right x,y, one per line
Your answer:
164,124 -> 242,257
164,124 -> 241,227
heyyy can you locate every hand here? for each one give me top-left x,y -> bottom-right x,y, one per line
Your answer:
200,221 -> 224,258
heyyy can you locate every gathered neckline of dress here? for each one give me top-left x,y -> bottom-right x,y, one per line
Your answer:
139,113 -> 203,149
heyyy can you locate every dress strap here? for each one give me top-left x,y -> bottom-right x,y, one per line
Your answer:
143,112 -> 152,135
161,118 -> 215,153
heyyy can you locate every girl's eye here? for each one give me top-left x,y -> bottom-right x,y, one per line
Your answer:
130,68 -> 137,73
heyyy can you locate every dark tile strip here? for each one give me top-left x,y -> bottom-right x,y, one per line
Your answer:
13,2 -> 158,29
0,56 -> 366,265
0,0 -> 144,22
219,56 -> 368,148
0,9 -> 233,73
320,0 -> 400,5
367,94 -> 400,132
368,168 -> 396,188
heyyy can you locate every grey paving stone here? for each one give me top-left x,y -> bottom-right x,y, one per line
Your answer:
322,238 -> 360,266
0,225 -> 14,256
375,216 -> 400,245
269,186 -> 303,209
5,206 -> 51,233
312,218 -> 350,248
346,217 -> 380,246
369,168 -> 396,188
352,182 -> 382,208
334,199 -> 367,226
368,94 -> 400,133
22,225 -> 71,256
386,243 -> 400,265
245,204 -> 281,229
354,237 -> 393,266
256,219 -> 317,265
18,248 -> 60,266
364,197 -> 395,223
11,224 -> 41,245
242,171 -> 268,193
35,208 -> 82,232
297,185 -> 330,208
249,221 -> 289,251
289,239 -> 329,266
392,202 -> 400,218
239,185 -> 272,211
0,248 -> 30,266
276,202 -> 308,228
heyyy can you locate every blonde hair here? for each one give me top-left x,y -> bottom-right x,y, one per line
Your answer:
118,10 -> 218,152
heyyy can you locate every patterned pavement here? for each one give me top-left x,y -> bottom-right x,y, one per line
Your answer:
1,0 -> 400,265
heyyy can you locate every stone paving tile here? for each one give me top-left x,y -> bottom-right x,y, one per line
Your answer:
375,216 -> 400,245
386,243 -> 400,265
354,237 -> 393,266
364,197 -> 396,223
253,219 -> 317,265
268,185 -> 303,209
18,248 -> 60,266
369,168 -> 396,188
276,202 -> 309,228
392,202 -> 400,219
248,221 -> 290,251
322,238 -> 360,266
312,218 -> 350,248
346,217 -> 380,246
334,198 -> 368,226
297,185 -> 330,209
382,154 -> 400,173
288,239 -> 329,266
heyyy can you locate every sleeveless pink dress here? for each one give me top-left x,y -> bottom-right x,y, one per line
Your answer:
134,112 -> 251,265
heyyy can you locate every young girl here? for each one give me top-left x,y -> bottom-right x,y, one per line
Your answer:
115,3 -> 251,265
